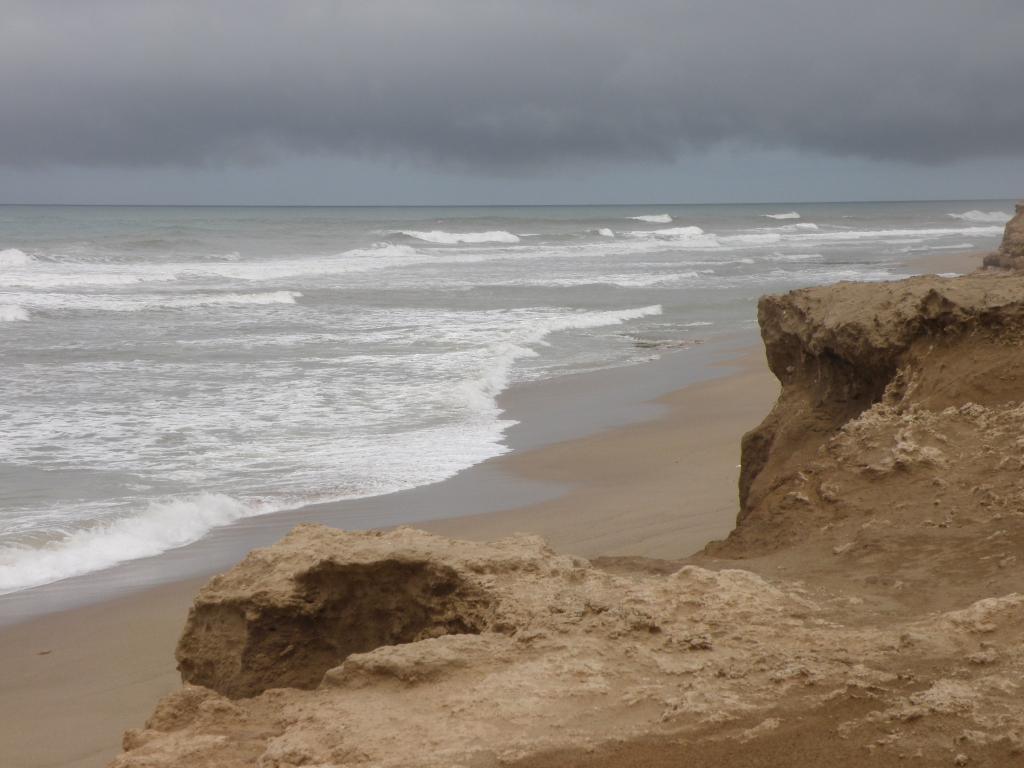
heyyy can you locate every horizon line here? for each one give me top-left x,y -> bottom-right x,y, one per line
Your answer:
0,196 -> 1015,209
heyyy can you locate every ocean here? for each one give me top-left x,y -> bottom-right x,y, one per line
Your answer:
0,201 -> 1012,594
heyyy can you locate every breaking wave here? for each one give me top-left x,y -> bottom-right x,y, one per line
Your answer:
947,210 -> 1011,223
13,291 -> 302,313
0,248 -> 34,267
398,230 -> 521,244
0,493 -> 272,594
627,226 -> 708,239
0,304 -> 29,322
764,212 -> 801,220
628,214 -> 673,224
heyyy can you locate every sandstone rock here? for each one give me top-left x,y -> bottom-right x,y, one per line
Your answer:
983,202 -> 1024,269
719,271 -> 1024,555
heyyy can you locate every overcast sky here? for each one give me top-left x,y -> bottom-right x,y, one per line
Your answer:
2,0 -> 1023,205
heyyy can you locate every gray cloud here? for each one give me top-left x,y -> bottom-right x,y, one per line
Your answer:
2,0 -> 1023,173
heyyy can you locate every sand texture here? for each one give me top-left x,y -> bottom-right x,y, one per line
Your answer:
112,233 -> 1024,767
115,523 -> 1024,768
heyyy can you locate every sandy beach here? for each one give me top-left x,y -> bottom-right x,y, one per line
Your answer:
0,343 -> 774,768
0,248 -> 982,768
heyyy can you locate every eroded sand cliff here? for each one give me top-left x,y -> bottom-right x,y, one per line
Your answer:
113,212 -> 1024,767
984,202 -> 1024,269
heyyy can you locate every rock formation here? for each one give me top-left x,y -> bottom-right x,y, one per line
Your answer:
726,271 -> 1024,562
983,202 -> 1024,269
113,223 -> 1024,767
113,521 -> 1024,767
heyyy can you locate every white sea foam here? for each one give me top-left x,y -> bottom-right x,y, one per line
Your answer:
0,304 -> 29,322
628,214 -> 673,224
765,212 -> 801,220
495,273 -> 698,288
779,222 -> 819,231
719,233 -> 784,246
0,266 -> 175,289
0,493 -> 271,594
448,308 -> 661,414
765,252 -> 825,262
171,291 -> 302,308
0,241 -> 529,292
899,243 -> 974,254
399,230 -> 521,244
12,290 -> 302,313
0,248 -> 34,267
627,226 -> 708,239
597,228 -> 615,237
788,225 -> 1003,242
947,210 -> 1011,223
0,301 -> 663,593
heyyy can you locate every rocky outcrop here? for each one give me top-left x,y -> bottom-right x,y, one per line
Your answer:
983,202 -> 1024,269
115,522 -> 1024,767
118,526 -> 895,767
176,528 -> 501,697
726,272 -> 1024,556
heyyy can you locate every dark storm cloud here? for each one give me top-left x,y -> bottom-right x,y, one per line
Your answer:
2,0 -> 1023,172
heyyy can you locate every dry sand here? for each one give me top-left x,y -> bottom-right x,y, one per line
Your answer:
0,347 -> 775,768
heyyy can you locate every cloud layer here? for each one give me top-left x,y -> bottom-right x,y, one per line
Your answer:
3,0 -> 1023,172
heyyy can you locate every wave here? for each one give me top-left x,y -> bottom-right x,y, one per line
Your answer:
12,290 -> 302,313
398,230 -> 521,244
628,214 -> 673,224
764,252 -> 825,262
794,225 -> 1003,242
597,228 -> 615,237
779,222 -> 819,231
0,242 -> 495,289
898,243 -> 974,254
491,273 -> 700,288
456,304 -> 663,412
765,212 -> 801,220
0,304 -> 29,322
627,225 -> 707,239
0,265 -> 176,289
947,210 -> 1011,223
0,493 -> 272,594
719,233 -> 783,246
171,291 -> 302,308
0,248 -> 34,267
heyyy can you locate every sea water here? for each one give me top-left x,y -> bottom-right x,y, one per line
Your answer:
0,201 -> 1011,592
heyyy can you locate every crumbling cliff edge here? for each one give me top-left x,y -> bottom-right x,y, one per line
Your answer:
113,210 -> 1024,767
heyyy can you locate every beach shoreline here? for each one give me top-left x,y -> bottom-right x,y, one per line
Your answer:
0,246 -> 983,768
0,335 -> 775,768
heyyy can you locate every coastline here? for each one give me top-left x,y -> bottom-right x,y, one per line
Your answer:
0,333 -> 757,626
0,334 -> 773,768
0,246 -> 983,768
